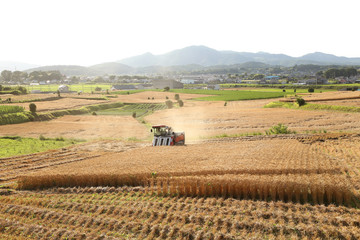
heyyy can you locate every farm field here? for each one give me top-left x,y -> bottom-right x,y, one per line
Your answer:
145,98 -> 360,139
2,97 -> 109,112
1,89 -> 360,238
1,134 -> 360,238
0,115 -> 149,140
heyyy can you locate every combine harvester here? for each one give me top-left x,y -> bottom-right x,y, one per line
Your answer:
151,125 -> 185,146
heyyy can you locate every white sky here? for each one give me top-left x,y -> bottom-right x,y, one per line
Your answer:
0,0 -> 359,66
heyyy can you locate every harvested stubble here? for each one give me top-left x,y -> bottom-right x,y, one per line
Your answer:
18,172 -> 354,206
2,187 -> 360,239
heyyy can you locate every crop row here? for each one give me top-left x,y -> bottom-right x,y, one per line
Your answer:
17,172 -> 355,206
0,150 -> 99,182
0,189 -> 359,239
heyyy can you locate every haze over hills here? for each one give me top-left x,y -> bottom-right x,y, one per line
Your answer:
3,46 -> 360,76
0,61 -> 39,72
118,45 -> 360,67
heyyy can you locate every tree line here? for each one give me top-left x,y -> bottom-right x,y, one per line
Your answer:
0,70 -> 64,83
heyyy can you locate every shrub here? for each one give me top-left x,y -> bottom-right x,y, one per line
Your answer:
55,136 -> 65,141
164,87 -> 170,91
106,89 -> 109,94
57,90 -> 61,97
29,103 -> 37,113
39,135 -> 46,141
178,100 -> 184,107
92,111 -> 97,115
148,97 -> 150,100
132,112 -> 136,118
174,94 -> 180,100
166,96 -> 169,99
294,89 -> 296,93
265,123 -> 296,135
282,89 -> 286,92
224,101 -> 227,106
165,100 -> 173,109
152,97 -> 154,100
352,86 -> 358,91
95,86 -> 102,91
308,88 -> 314,93
296,97 -> 305,106
10,90 -> 21,95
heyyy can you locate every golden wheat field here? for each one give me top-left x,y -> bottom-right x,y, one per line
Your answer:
2,91 -> 360,239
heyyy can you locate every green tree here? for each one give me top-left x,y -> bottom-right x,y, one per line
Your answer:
1,70 -> 12,82
165,100 -> 173,108
29,103 -> 37,113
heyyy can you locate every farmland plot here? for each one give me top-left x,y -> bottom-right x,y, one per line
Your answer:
0,115 -> 149,140
1,186 -> 359,239
145,99 -> 360,139
17,135 -> 360,206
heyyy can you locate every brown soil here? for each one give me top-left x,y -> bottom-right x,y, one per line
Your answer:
0,115 -> 149,140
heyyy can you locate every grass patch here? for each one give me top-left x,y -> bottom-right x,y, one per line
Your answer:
265,101 -> 360,113
0,136 -> 82,158
170,89 -> 287,101
0,105 -> 25,115
0,111 -> 35,125
92,103 -> 167,117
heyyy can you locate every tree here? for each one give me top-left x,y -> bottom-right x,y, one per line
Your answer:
1,70 -> 12,82
29,103 -> 37,113
165,100 -> 173,109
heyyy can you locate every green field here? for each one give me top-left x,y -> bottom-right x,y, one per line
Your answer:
0,136 -> 81,158
18,84 -> 113,93
0,105 -> 25,115
265,101 -> 360,113
170,89 -> 287,101
93,103 -> 167,117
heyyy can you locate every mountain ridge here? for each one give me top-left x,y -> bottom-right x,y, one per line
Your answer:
118,45 -> 360,67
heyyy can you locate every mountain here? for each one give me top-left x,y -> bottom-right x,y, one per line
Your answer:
25,65 -> 103,76
119,46 -> 360,67
0,61 -> 39,72
299,52 -> 360,65
89,62 -> 134,75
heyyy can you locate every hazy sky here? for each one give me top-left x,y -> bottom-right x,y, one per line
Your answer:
1,0 -> 359,66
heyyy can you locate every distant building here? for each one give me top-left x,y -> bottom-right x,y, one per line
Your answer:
152,80 -> 183,89
58,85 -> 69,92
265,76 -> 280,84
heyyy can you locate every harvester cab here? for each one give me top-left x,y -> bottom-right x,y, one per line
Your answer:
151,125 -> 185,146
